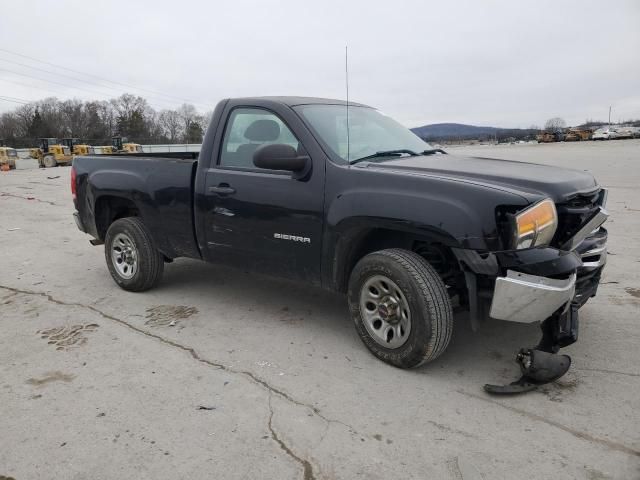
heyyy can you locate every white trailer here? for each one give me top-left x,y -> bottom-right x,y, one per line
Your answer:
141,144 -> 202,154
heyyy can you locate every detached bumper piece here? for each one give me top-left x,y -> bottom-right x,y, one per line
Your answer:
485,304 -> 578,394
484,349 -> 572,394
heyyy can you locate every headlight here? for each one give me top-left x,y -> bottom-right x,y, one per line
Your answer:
512,198 -> 557,249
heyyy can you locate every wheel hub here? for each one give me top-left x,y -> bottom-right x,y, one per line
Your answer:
359,274 -> 411,349
111,232 -> 138,279
377,296 -> 400,324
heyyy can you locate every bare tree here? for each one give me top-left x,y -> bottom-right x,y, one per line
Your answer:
177,103 -> 199,142
544,117 -> 566,132
0,112 -> 20,144
14,103 -> 35,138
0,93 -> 211,146
202,110 -> 214,131
159,109 -> 183,143
36,97 -> 63,137
100,101 -> 117,134
60,99 -> 89,138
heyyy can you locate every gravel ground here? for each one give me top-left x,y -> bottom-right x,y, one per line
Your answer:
1,140 -> 639,480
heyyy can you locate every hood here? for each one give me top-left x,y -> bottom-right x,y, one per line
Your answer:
362,154 -> 599,203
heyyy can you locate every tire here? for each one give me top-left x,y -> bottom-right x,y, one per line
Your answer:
348,248 -> 453,368
104,217 -> 164,292
43,155 -> 57,168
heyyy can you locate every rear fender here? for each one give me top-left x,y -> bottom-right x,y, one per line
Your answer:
87,170 -> 173,257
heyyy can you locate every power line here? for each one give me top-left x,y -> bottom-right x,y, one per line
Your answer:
0,47 -> 212,109
0,68 -> 176,112
0,96 -> 31,105
0,58 -> 182,109
0,77 -> 82,98
0,67 -> 126,99
0,94 -> 33,102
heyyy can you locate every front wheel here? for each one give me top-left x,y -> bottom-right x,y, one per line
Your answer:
348,249 -> 453,368
43,155 -> 57,168
104,217 -> 164,291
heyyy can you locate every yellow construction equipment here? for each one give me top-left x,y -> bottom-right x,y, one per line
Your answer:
112,136 -> 142,153
565,128 -> 592,141
73,144 -> 95,155
61,139 -> 94,156
536,131 -> 558,143
0,146 -> 18,170
93,145 -> 115,154
122,143 -> 143,153
30,138 -> 74,167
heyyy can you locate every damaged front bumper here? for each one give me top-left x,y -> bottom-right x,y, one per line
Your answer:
489,227 -> 608,323
490,270 -> 576,323
453,204 -> 609,394
454,238 -> 604,328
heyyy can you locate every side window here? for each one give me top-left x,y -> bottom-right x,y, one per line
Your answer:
220,108 -> 300,169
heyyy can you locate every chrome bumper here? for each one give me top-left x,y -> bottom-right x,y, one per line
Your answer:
490,270 -> 576,323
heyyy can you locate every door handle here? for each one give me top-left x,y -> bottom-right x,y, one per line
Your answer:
208,184 -> 236,195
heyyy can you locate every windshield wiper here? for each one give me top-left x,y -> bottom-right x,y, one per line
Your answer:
350,149 -> 419,164
421,148 -> 447,155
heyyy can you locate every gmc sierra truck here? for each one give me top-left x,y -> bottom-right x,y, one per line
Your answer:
72,97 -> 608,393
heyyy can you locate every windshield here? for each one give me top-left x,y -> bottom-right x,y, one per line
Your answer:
294,104 -> 432,163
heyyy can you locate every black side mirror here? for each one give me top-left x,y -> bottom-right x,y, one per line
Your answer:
253,144 -> 310,177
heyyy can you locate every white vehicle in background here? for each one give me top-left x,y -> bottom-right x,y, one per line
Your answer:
613,126 -> 637,139
592,127 -> 619,140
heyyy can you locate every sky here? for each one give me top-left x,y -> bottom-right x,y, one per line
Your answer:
0,0 -> 639,128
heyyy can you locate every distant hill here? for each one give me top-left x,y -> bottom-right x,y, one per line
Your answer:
411,123 -> 537,141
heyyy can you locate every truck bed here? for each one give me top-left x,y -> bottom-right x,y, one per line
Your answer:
73,154 -> 200,259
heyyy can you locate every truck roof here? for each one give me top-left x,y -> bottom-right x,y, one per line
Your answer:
231,96 -> 370,108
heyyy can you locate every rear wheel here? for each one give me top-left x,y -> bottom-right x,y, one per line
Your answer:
104,217 -> 164,291
348,248 -> 453,368
43,155 -> 57,168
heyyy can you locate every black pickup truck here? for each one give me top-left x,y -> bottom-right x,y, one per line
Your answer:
72,97 -> 608,393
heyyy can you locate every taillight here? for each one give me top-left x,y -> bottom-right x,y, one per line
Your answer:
71,166 -> 77,201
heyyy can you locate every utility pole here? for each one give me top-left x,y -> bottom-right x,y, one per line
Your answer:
609,106 -> 612,125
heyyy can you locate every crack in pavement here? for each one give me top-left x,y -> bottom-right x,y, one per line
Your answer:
0,284 -> 358,436
268,393 -> 316,480
1,192 -> 58,206
1,291 -> 19,301
575,367 -> 640,378
456,389 -> 640,458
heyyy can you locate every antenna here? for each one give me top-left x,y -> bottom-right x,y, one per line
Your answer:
345,45 -> 350,162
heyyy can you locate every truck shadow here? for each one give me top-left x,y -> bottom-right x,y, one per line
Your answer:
159,258 -> 541,381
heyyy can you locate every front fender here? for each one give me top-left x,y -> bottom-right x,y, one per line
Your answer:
321,163 -> 531,290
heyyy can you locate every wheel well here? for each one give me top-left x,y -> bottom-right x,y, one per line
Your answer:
337,228 -> 463,293
95,196 -> 140,239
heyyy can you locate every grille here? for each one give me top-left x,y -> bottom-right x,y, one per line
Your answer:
553,189 -> 602,247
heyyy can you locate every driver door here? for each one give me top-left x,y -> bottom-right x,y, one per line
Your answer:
202,107 -> 324,284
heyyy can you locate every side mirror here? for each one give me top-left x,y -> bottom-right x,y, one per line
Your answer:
253,144 -> 310,175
